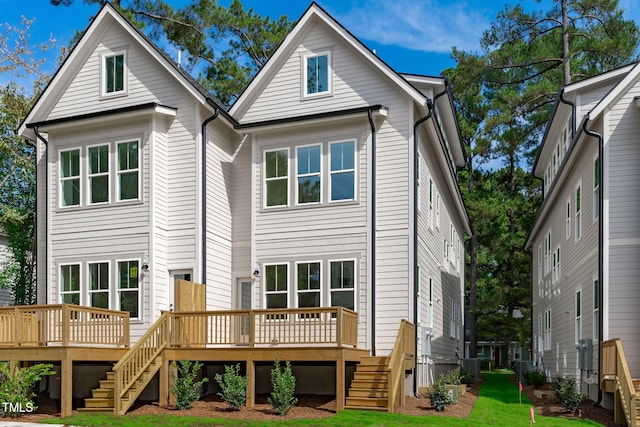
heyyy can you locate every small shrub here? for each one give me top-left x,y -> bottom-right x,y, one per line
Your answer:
438,369 -> 461,385
552,376 -> 584,414
428,382 -> 453,411
524,370 -> 547,388
171,360 -> 209,410
214,364 -> 247,410
0,362 -> 55,418
460,368 -> 475,385
268,359 -> 297,415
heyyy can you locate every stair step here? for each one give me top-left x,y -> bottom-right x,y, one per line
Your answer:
344,404 -> 388,411
346,396 -> 388,408
84,397 -> 114,408
353,371 -> 388,381
356,364 -> 389,373
77,407 -> 114,414
99,379 -> 115,389
350,379 -> 388,389
92,388 -> 114,398
106,371 -> 115,380
360,356 -> 389,365
348,389 -> 388,398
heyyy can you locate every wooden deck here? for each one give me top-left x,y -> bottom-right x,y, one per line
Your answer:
0,305 -> 388,417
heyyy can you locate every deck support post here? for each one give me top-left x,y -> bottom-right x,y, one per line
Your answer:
61,358 -> 72,418
168,361 -> 176,407
336,357 -> 345,412
246,359 -> 255,408
159,355 -> 169,407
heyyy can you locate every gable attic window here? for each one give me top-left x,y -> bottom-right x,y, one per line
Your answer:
303,51 -> 331,97
102,50 -> 127,96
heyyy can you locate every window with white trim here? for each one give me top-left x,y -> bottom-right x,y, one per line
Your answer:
543,231 -> 551,276
265,264 -> 288,309
60,263 -> 80,304
88,144 -> 109,205
552,246 -> 560,284
330,260 -> 355,311
435,192 -> 441,228
101,50 -> 126,96
563,123 -> 571,153
330,141 -> 355,201
593,279 -> 599,341
544,309 -> 551,350
575,183 -> 582,240
296,145 -> 321,204
303,52 -> 331,97
265,149 -> 289,207
575,290 -> 581,345
593,156 -> 599,220
88,261 -> 109,309
449,299 -> 460,339
117,260 -> 140,319
428,179 -> 434,229
60,149 -> 81,207
296,262 -> 321,309
566,198 -> 571,240
428,276 -> 434,328
117,140 -> 140,201
537,245 -> 543,296
537,315 -> 543,355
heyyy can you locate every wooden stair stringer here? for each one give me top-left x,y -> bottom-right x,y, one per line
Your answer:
345,356 -> 391,411
117,356 -> 163,415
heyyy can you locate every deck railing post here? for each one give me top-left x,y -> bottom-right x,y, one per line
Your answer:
61,305 -> 69,346
249,310 -> 256,348
123,312 -> 130,348
336,307 -> 343,347
13,306 -> 19,346
114,368 -> 122,416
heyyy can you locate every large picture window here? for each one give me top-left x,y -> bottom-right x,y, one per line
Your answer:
60,149 -> 80,207
304,53 -> 330,96
265,264 -> 288,309
88,145 -> 109,204
88,262 -> 110,309
330,260 -> 354,311
265,149 -> 289,207
330,141 -> 355,201
60,264 -> 80,305
297,145 -> 321,204
118,260 -> 140,319
117,141 -> 139,201
102,51 -> 126,95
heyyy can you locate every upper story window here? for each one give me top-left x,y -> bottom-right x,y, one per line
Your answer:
60,149 -> 80,207
330,141 -> 355,201
565,197 -> 571,240
102,50 -> 126,97
593,156 -> 600,220
575,183 -> 582,241
117,140 -> 140,201
265,149 -> 289,207
297,145 -> 321,204
304,51 -> 331,97
88,144 -> 109,204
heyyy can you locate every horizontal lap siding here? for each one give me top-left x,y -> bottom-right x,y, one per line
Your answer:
152,129 -> 169,312
232,140 -> 252,281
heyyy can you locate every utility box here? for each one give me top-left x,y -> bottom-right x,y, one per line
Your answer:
578,339 -> 593,370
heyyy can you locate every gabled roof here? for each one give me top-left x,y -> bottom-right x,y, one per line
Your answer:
229,2 -> 429,119
19,2 -> 235,138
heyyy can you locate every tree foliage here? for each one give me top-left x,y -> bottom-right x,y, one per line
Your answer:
51,0 -> 294,106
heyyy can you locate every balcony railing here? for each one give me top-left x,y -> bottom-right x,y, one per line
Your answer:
0,304 -> 130,348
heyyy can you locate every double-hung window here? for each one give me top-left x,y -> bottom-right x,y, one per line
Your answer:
265,149 -> 289,207
593,156 -> 600,220
296,262 -> 321,310
265,264 -> 288,309
575,183 -> 582,240
566,198 -> 571,240
102,50 -> 126,96
60,149 -> 81,207
330,260 -> 355,311
88,145 -> 109,204
297,145 -> 321,204
428,179 -> 434,229
330,141 -> 355,201
117,140 -> 139,201
60,264 -> 80,305
304,52 -> 331,97
118,260 -> 140,319
544,309 -> 552,350
88,262 -> 109,309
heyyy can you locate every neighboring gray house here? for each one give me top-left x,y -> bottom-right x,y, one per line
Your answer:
18,1 -> 469,395
527,63 -> 640,410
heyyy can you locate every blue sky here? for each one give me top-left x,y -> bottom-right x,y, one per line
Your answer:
2,0 -> 640,82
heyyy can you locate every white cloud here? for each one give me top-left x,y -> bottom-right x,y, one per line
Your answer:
334,0 -> 490,53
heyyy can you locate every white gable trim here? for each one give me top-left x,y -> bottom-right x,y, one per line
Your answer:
587,62 -> 640,121
230,3 -> 428,118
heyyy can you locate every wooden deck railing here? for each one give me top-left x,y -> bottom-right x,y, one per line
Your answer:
0,304 -> 129,348
602,339 -> 636,427
387,320 -> 416,412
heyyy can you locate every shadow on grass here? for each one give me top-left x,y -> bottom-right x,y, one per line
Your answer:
479,372 -> 532,405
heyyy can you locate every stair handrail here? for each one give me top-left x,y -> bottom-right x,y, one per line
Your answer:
112,311 -> 172,415
602,338 -> 636,427
386,320 -> 415,412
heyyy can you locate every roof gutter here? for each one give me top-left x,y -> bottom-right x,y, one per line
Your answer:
582,117 -> 604,407
201,105 -> 220,284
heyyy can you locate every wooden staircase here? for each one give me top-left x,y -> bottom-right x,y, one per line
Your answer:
345,356 -> 390,410
79,357 -> 163,414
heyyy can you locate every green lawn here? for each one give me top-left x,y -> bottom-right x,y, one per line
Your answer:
43,372 -> 604,426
